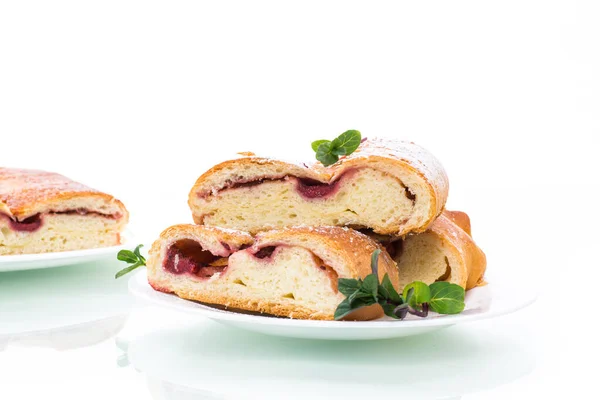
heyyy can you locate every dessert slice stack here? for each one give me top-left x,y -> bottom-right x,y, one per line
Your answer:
145,137 -> 486,320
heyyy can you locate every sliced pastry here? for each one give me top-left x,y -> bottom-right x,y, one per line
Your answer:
188,138 -> 449,236
0,168 -> 129,255
387,210 -> 486,291
147,225 -> 399,320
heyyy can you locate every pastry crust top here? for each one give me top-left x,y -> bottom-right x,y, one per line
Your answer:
191,137 -> 447,197
0,168 -> 128,221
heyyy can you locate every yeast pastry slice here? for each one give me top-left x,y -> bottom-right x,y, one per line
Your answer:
388,210 -> 487,291
146,225 -> 399,320
0,168 -> 128,255
188,138 -> 449,236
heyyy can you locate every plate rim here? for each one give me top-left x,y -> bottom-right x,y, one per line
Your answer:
128,269 -> 537,329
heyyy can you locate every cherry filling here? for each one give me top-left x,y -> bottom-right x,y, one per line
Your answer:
253,246 -> 277,259
294,177 -> 342,199
210,170 -> 359,200
0,210 -> 120,233
7,214 -> 43,232
163,239 -> 228,278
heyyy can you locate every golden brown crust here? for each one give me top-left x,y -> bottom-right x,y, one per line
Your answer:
188,138 -> 448,235
443,210 -> 472,236
428,211 -> 486,290
0,168 -> 128,221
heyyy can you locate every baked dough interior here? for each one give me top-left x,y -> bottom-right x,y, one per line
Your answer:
194,167 -> 418,234
159,238 -> 343,313
389,233 -> 454,289
0,211 -> 124,255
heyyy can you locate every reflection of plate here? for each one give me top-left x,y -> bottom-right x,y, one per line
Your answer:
0,260 -> 133,339
12,315 -> 128,351
129,270 -> 535,340
0,230 -> 135,272
126,312 -> 536,400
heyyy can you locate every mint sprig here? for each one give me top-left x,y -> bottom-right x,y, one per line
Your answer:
311,130 -> 362,166
115,244 -> 147,279
333,250 -> 466,320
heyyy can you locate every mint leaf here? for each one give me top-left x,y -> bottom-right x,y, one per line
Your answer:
402,282 -> 431,308
330,146 -> 347,156
133,244 -> 145,263
352,297 -> 377,309
379,299 -> 399,319
333,250 -> 467,321
311,140 -> 330,152
370,248 -> 381,276
429,282 -> 465,314
115,244 -> 147,279
348,287 -> 373,304
334,297 -> 354,320
360,274 -> 379,300
334,295 -> 377,320
115,262 -> 143,279
117,250 -> 138,264
380,273 -> 402,303
338,278 -> 361,296
312,130 -> 362,166
330,130 -> 361,155
315,142 -> 339,166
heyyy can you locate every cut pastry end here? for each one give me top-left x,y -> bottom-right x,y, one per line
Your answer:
188,138 -> 448,236
0,213 -> 125,255
0,168 -> 129,255
147,225 -> 399,320
390,211 -> 487,291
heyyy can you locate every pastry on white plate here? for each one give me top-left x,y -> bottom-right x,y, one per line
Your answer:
0,168 -> 129,255
146,224 -> 399,320
188,138 -> 448,236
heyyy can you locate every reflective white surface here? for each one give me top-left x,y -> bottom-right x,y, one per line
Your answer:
0,260 -> 132,338
127,309 -> 535,400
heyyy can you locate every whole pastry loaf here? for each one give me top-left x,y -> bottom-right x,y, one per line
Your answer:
0,168 -> 128,255
146,224 -> 399,320
188,138 -> 449,236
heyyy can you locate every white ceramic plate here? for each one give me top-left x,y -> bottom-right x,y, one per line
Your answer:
129,270 -> 536,340
0,230 -> 134,272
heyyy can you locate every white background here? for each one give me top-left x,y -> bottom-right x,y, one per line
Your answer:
1,1 -> 599,399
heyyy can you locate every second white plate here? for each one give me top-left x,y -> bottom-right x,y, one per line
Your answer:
129,269 -> 536,340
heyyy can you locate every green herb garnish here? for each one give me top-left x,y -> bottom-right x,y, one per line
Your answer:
311,130 -> 362,166
333,250 -> 466,320
115,244 -> 147,279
